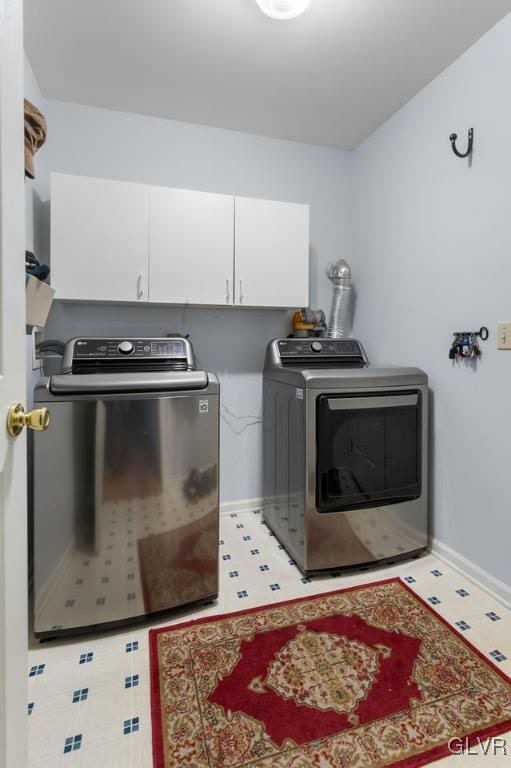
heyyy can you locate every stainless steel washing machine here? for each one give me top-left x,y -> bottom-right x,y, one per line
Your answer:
30,337 -> 219,638
263,338 -> 428,573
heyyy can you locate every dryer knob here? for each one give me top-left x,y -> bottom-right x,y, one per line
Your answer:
118,340 -> 134,355
311,341 -> 323,353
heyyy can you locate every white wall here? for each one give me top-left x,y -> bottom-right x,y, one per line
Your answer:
351,14 -> 511,586
38,97 -> 352,503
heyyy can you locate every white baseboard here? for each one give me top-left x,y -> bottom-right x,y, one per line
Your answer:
220,497 -> 263,516
431,537 -> 511,611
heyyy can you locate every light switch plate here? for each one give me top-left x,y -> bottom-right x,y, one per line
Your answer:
497,322 -> 511,349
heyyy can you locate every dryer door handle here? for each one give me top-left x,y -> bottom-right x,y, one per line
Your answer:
327,394 -> 418,410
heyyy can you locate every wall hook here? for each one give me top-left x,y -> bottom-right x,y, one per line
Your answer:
449,128 -> 474,159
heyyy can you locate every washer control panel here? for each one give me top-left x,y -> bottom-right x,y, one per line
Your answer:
64,337 -> 196,374
72,338 -> 187,359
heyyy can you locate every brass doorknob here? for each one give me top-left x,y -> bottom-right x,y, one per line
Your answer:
7,403 -> 51,437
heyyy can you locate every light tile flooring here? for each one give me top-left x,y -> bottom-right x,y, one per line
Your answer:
28,510 -> 511,767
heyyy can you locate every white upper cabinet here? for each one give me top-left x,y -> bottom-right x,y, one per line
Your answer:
234,197 -> 309,308
51,173 -> 149,302
149,186 -> 234,305
50,174 -> 310,308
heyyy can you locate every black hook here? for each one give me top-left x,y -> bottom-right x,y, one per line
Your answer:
449,128 -> 474,159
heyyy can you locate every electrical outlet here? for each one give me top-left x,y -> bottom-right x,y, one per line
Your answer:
497,322 -> 511,350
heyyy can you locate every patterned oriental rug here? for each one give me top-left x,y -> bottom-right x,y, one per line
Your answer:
149,578 -> 511,767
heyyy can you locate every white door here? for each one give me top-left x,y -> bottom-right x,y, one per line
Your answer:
51,173 -> 149,302
149,186 -> 234,305
0,0 -> 29,765
234,196 -> 310,308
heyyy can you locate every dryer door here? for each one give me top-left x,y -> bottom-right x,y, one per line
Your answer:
316,391 -> 421,513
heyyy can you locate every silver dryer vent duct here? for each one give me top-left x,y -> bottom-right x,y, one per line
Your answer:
326,259 -> 352,338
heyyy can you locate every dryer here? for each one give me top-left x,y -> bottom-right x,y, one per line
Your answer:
263,338 -> 428,573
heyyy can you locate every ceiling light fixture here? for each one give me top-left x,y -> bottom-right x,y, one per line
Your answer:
255,0 -> 312,21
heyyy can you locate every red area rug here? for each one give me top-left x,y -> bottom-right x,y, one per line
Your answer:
149,577 -> 511,767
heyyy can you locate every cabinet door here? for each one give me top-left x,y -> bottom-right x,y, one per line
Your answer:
51,173 -> 149,302
149,186 -> 234,305
234,197 -> 309,308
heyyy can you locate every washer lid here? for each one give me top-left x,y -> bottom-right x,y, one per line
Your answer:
49,370 -> 209,394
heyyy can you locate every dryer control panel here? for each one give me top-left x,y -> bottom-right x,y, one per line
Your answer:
276,338 -> 366,364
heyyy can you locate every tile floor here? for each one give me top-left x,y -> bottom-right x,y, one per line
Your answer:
28,510 -> 511,767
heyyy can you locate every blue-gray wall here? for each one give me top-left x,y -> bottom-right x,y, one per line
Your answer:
351,14 -> 511,588
36,97 -> 352,503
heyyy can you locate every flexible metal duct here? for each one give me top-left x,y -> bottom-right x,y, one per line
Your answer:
326,259 -> 352,338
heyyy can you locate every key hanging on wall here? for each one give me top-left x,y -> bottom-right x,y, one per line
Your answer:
448,327 -> 488,366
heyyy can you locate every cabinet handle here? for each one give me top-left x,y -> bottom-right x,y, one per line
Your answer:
137,273 -> 144,299
239,279 -> 243,305
226,278 -> 230,304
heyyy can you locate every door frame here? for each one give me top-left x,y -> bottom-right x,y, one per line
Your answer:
0,0 -> 29,766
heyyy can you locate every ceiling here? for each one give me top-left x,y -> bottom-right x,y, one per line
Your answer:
24,0 -> 511,149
